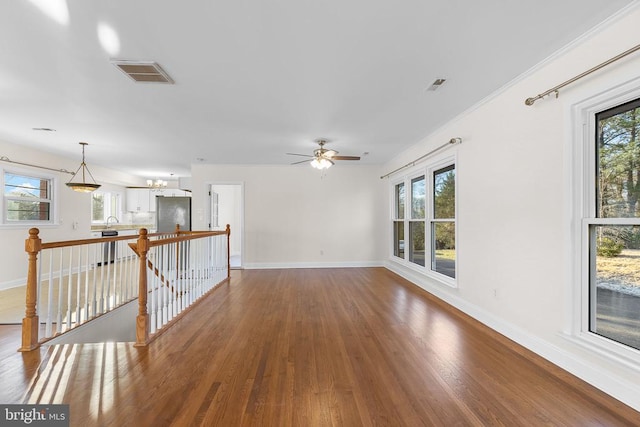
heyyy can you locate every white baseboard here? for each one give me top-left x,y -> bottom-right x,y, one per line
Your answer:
0,265 -> 95,292
243,261 -> 384,269
384,260 -> 640,412
0,278 -> 25,291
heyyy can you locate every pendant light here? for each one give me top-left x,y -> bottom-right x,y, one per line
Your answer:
66,142 -> 101,192
310,157 -> 334,170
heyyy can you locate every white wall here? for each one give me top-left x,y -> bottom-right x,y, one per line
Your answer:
383,6 -> 640,411
0,139 -> 145,289
192,164 -> 386,268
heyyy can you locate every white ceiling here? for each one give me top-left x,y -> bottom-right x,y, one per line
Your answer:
0,0 -> 634,178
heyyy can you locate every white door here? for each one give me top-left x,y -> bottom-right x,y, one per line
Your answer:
210,184 -> 243,268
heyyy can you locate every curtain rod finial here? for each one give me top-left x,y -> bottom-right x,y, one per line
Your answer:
449,137 -> 462,144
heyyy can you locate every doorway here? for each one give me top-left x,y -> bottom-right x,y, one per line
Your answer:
210,183 -> 243,269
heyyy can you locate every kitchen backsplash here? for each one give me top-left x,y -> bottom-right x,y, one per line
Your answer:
125,211 -> 155,226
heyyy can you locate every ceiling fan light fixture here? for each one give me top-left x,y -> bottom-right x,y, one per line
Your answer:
66,142 -> 101,192
310,157 -> 333,170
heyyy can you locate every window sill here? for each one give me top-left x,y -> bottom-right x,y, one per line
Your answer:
560,331 -> 640,373
388,256 -> 457,288
0,222 -> 59,230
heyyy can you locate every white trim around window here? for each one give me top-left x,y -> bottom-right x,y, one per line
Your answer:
1,165 -> 58,227
389,154 -> 457,287
568,76 -> 640,367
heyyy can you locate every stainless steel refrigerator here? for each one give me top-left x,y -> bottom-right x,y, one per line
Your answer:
156,196 -> 191,232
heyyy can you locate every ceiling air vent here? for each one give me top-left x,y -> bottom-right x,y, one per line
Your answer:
111,60 -> 174,84
426,78 -> 446,91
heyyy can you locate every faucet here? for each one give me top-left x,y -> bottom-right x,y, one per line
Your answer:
106,216 -> 119,229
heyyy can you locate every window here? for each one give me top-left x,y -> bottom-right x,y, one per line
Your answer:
409,175 -> 426,266
91,191 -> 121,224
2,171 -> 53,224
432,165 -> 455,278
391,160 -> 456,282
393,183 -> 405,258
589,97 -> 640,351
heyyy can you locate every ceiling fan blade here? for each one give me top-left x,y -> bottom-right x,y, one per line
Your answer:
291,159 -> 311,165
332,155 -> 360,161
286,153 -> 314,158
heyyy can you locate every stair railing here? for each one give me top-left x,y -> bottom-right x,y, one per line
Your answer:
128,225 -> 230,346
19,225 -> 230,351
20,229 -> 144,351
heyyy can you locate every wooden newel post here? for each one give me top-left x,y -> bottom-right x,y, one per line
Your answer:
226,224 -> 231,278
135,228 -> 150,347
20,228 -> 42,352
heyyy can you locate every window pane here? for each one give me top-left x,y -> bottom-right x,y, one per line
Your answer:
7,200 -> 50,221
411,176 -> 425,219
434,166 -> 455,219
4,173 -> 49,199
432,222 -> 455,278
590,224 -> 640,351
596,99 -> 640,218
109,194 -> 119,216
92,193 -> 105,221
395,183 -> 405,219
394,221 -> 404,258
409,221 -> 425,266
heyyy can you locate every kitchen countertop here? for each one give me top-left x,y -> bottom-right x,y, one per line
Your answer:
90,224 -> 154,232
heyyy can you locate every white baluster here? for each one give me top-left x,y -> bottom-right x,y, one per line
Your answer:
91,243 -> 97,318
76,246 -> 82,324
56,249 -> 63,334
83,244 -> 89,322
45,251 -> 53,337
66,247 -> 73,330
36,252 -> 42,330
149,247 -> 157,334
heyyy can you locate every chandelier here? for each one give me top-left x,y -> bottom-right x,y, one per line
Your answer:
66,142 -> 101,192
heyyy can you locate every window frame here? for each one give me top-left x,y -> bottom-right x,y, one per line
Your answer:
91,190 -> 123,225
1,166 -> 57,227
570,78 -> 640,365
392,182 -> 405,259
390,154 -> 457,287
430,164 -> 456,279
408,174 -> 426,266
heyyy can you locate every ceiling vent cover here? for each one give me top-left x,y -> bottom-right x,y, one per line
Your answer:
111,60 -> 174,84
426,78 -> 446,91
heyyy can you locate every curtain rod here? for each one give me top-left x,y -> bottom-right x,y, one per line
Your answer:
0,155 -> 75,175
525,43 -> 640,106
380,138 -> 462,179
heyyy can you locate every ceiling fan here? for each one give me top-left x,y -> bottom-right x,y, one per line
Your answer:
286,139 -> 361,169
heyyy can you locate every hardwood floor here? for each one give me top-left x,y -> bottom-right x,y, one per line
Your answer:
0,268 -> 638,426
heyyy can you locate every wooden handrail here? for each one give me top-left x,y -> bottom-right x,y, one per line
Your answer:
41,231 -> 170,250
20,224 -> 231,350
131,225 -> 231,346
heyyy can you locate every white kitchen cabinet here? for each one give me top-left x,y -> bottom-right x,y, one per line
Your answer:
125,188 -> 151,212
150,189 -> 191,212
126,188 -> 190,212
157,189 -> 191,197
149,192 -> 158,212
